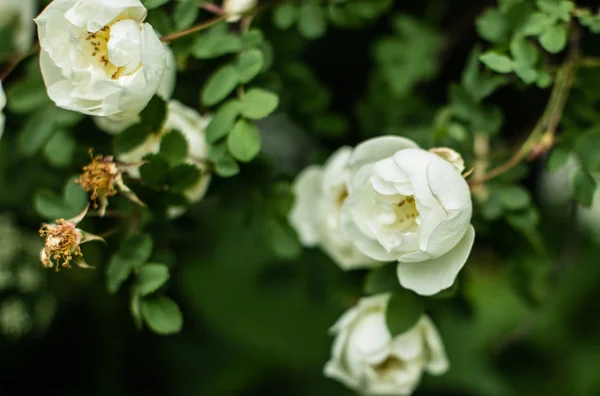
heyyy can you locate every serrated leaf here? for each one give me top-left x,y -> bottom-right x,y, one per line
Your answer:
107,234 -> 153,294
34,178 -> 87,220
520,12 -> 555,36
135,263 -> 170,296
214,155 -> 240,177
205,100 -> 241,143
160,129 -> 189,166
141,295 -> 183,334
536,0 -> 574,23
140,154 -> 170,190
239,88 -> 279,119
227,119 -> 261,162
140,95 -> 168,132
168,163 -> 201,192
114,124 -> 151,155
237,49 -> 264,84
173,0 -> 198,30
480,52 -> 513,73
510,36 -> 538,66
192,29 -> 242,59
201,65 -> 240,107
385,290 -> 424,337
18,107 -> 56,156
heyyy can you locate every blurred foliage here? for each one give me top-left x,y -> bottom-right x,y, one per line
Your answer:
2,0 -> 600,396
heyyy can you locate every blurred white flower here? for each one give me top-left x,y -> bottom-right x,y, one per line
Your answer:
223,0 -> 257,22
93,44 -> 177,134
289,147 -> 374,269
35,0 -> 167,118
0,0 -> 35,53
324,294 -> 449,395
340,136 -> 474,296
0,82 -> 5,140
118,100 -> 212,217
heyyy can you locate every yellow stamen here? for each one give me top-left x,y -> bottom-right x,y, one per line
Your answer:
39,220 -> 82,272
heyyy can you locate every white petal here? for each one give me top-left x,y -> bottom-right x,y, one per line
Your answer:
223,0 -> 258,22
289,166 -> 323,247
420,316 -> 449,375
396,225 -> 475,296
349,136 -> 419,173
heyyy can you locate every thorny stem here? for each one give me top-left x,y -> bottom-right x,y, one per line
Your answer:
160,16 -> 227,42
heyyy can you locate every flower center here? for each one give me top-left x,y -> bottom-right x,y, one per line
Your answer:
82,16 -> 142,80
39,220 -> 82,271
374,356 -> 405,379
76,155 -> 119,206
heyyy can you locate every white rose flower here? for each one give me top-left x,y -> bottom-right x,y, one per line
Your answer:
118,100 -> 211,218
340,136 -> 474,296
222,0 -> 257,22
0,0 -> 35,54
34,0 -> 167,118
324,293 -> 449,395
289,147 -> 374,269
0,83 -> 6,140
93,44 -> 177,134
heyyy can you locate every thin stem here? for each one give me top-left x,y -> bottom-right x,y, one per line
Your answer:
160,16 -> 226,42
0,44 -> 40,82
470,60 -> 577,186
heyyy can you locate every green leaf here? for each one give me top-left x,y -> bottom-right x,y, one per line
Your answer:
135,263 -> 170,296
513,63 -> 538,84
192,27 -> 242,59
510,36 -> 538,66
241,30 -> 264,49
6,79 -> 51,114
143,0 -> 170,9
227,120 -> 261,162
34,178 -> 87,220
140,95 -> 168,132
520,12 -> 555,36
140,154 -> 170,190
385,290 -> 424,337
364,264 -> 399,294
576,130 -> 600,173
236,49 -> 264,84
573,169 -> 597,208
173,0 -> 198,30
18,107 -> 57,156
214,155 -> 240,177
273,4 -> 298,29
479,52 -> 514,73
205,100 -> 241,143
168,163 -> 201,192
43,129 -> 75,168
539,24 -> 568,53
536,0 -> 574,23
462,48 -> 508,101
114,124 -> 151,155
264,217 -> 302,260
476,9 -> 509,43
130,291 -> 143,329
107,234 -> 153,294
160,130 -> 189,166
547,148 -> 570,172
497,185 -> 531,211
201,64 -> 240,107
298,4 -> 327,39
141,295 -> 183,335
239,88 -> 279,119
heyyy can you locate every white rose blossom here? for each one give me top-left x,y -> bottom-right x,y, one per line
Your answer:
0,0 -> 35,54
222,0 -> 257,22
324,293 -> 449,395
34,0 -> 167,119
0,83 -> 5,140
340,136 -> 475,296
289,147 -> 374,269
118,100 -> 212,218
93,44 -> 177,134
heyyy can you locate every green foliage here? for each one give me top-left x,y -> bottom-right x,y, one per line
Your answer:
141,295 -> 183,335
106,233 -> 153,294
35,177 -> 88,220
385,289 -> 425,336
